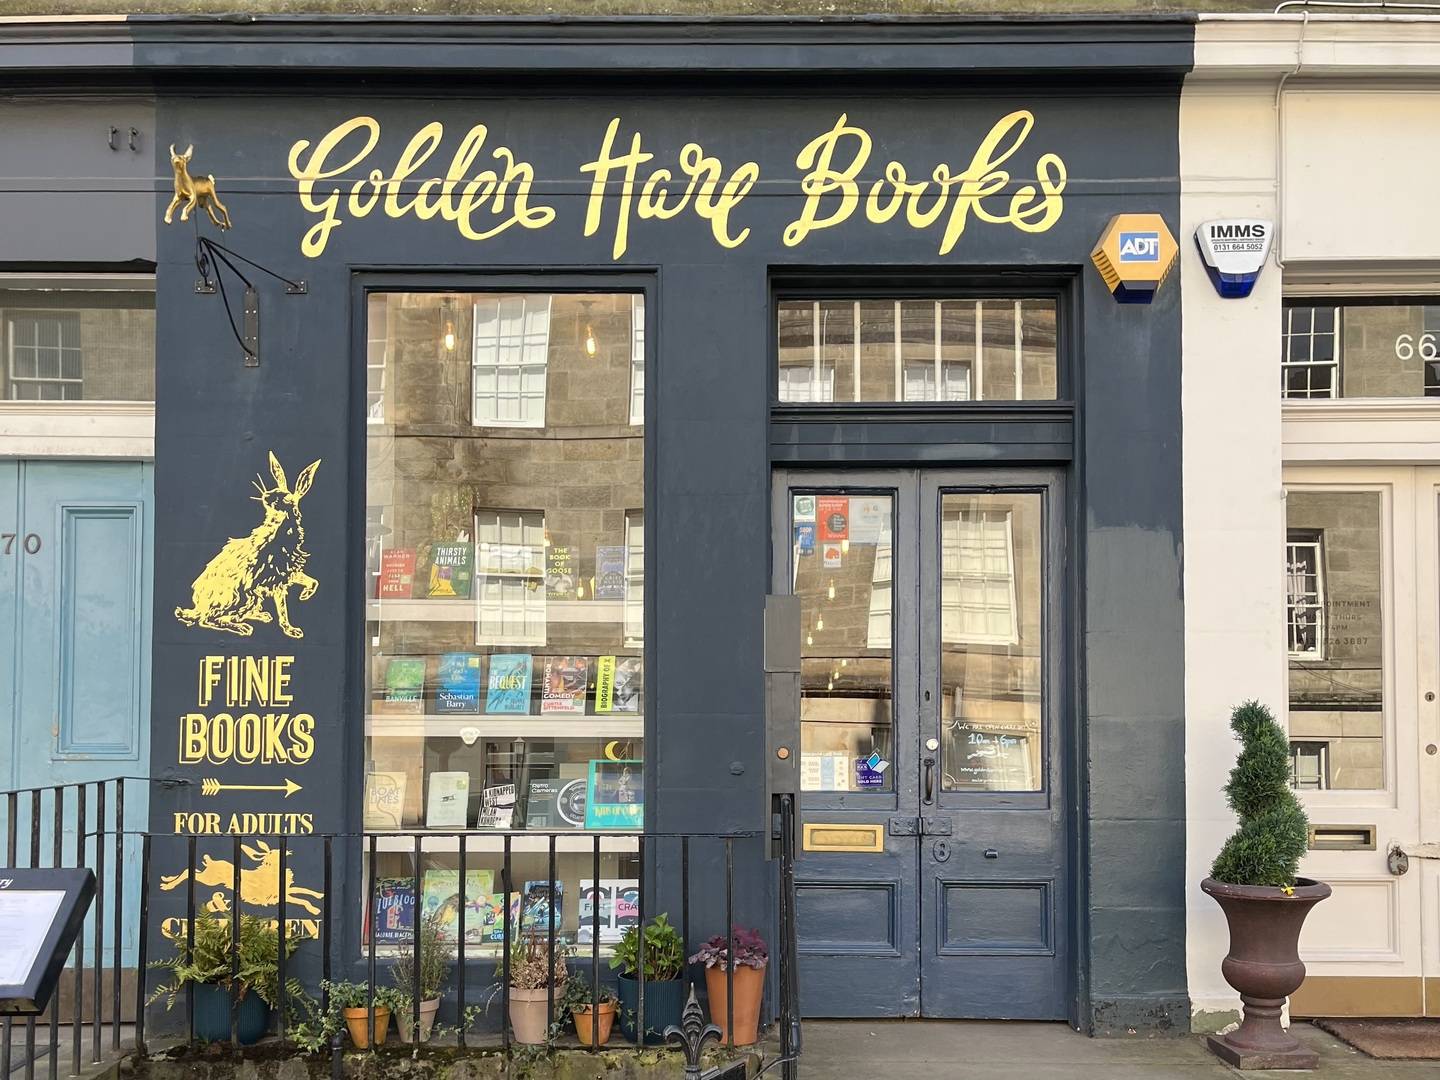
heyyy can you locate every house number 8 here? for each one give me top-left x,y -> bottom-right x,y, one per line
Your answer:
1,533 -> 42,555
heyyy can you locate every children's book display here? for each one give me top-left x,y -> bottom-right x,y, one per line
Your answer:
585,759 -> 643,829
578,879 -> 639,944
421,869 -> 497,943
369,877 -> 417,945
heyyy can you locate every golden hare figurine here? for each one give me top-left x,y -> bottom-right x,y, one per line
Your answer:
175,452 -> 320,638
164,143 -> 232,231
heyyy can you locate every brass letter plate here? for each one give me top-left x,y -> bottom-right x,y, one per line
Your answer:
803,823 -> 884,853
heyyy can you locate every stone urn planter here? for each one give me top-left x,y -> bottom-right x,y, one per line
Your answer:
1202,877 -> 1331,1070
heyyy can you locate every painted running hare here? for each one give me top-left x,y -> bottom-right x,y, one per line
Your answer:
175,452 -> 320,638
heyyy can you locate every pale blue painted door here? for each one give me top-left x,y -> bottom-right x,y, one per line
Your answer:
0,459 -> 152,970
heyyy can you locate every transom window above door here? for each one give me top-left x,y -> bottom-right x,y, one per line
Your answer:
776,298 -> 1057,404
1281,298 -> 1440,400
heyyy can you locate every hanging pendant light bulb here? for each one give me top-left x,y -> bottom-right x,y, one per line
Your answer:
827,579 -> 836,600
816,613 -> 824,631
827,677 -> 834,691
841,539 -> 850,555
443,320 -> 456,352
806,632 -> 813,647
579,299 -> 599,358
841,658 -> 848,667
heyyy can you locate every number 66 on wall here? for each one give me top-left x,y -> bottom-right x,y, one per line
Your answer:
1,533 -> 42,554
1394,332 -> 1438,361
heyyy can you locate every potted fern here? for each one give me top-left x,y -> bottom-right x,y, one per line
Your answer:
1203,701 -> 1330,1070
148,908 -> 306,1045
610,913 -> 685,1044
390,909 -> 454,1043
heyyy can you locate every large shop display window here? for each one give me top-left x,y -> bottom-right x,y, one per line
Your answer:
363,290 -> 643,956
1281,298 -> 1440,400
776,298 -> 1057,403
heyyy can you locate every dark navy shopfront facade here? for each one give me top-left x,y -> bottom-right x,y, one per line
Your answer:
65,16 -> 1200,1035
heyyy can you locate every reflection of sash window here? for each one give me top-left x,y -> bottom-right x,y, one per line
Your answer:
365,294 -> 387,422
624,510 -> 644,644
1286,532 -> 1325,658
629,295 -> 646,425
472,294 -> 551,427
866,535 -> 893,650
475,510 -> 546,646
942,509 -> 1018,645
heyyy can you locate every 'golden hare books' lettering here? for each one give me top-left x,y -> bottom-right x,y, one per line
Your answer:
288,113 -> 1066,260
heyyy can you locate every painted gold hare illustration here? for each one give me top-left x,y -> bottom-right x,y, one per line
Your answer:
175,452 -> 320,638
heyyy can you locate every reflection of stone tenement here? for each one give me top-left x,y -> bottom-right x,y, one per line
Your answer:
175,452 -> 320,638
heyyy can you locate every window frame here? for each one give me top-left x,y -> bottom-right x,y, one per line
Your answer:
352,272 -> 656,845
1281,293 -> 1440,402
770,276 -> 1071,408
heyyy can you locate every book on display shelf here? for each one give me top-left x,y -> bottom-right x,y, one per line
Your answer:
540,655 -> 589,715
424,541 -> 475,599
476,783 -> 517,828
377,657 -> 426,714
425,771 -> 471,828
434,652 -> 483,713
362,770 -> 408,829
377,548 -> 416,599
485,654 -> 533,714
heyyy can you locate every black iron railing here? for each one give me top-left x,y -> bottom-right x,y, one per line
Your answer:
0,779 -> 802,1079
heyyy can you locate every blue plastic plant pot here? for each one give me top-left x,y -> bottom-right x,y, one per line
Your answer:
192,984 -> 270,1045
615,974 -> 684,1045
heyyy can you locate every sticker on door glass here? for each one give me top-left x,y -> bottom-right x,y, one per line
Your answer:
817,496 -> 849,541
794,523 -> 816,555
822,542 -> 843,569
856,751 -> 890,787
793,495 -> 817,523
849,497 -> 889,544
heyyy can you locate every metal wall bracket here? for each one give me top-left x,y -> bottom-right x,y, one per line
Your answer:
888,817 -> 918,836
921,816 -> 952,836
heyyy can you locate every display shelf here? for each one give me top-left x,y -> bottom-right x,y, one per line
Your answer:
367,833 -> 639,854
366,715 -> 644,739
366,598 -> 632,624
365,941 -> 620,960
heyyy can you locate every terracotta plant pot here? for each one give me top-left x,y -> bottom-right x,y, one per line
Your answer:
705,963 -> 765,1047
342,1004 -> 390,1048
572,1002 -> 617,1047
508,987 -> 552,1045
1202,877 -> 1331,1070
395,997 -> 441,1043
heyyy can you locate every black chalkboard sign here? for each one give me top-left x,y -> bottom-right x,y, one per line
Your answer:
0,868 -> 96,1014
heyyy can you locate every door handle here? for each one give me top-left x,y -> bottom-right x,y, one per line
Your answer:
923,756 -> 935,805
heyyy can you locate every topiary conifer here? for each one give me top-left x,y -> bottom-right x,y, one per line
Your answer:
1210,700 -> 1310,888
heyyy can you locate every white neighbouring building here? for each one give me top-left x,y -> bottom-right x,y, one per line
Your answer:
1183,11 -> 1440,1026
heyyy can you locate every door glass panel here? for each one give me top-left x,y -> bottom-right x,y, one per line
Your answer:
940,493 -> 1044,792
794,492 -> 894,792
1285,490 -> 1385,790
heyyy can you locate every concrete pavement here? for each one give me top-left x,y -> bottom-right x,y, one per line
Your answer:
798,1020 -> 1437,1079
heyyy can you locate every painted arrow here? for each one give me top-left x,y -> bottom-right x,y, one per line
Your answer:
200,778 -> 302,798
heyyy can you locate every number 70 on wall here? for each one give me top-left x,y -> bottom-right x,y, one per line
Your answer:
1,533 -> 42,555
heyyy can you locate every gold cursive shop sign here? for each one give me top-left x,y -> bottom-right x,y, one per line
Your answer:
287,112 -> 1067,260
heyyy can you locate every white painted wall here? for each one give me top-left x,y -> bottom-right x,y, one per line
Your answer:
1185,15 -> 1440,1026
1180,77 -> 1288,1024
